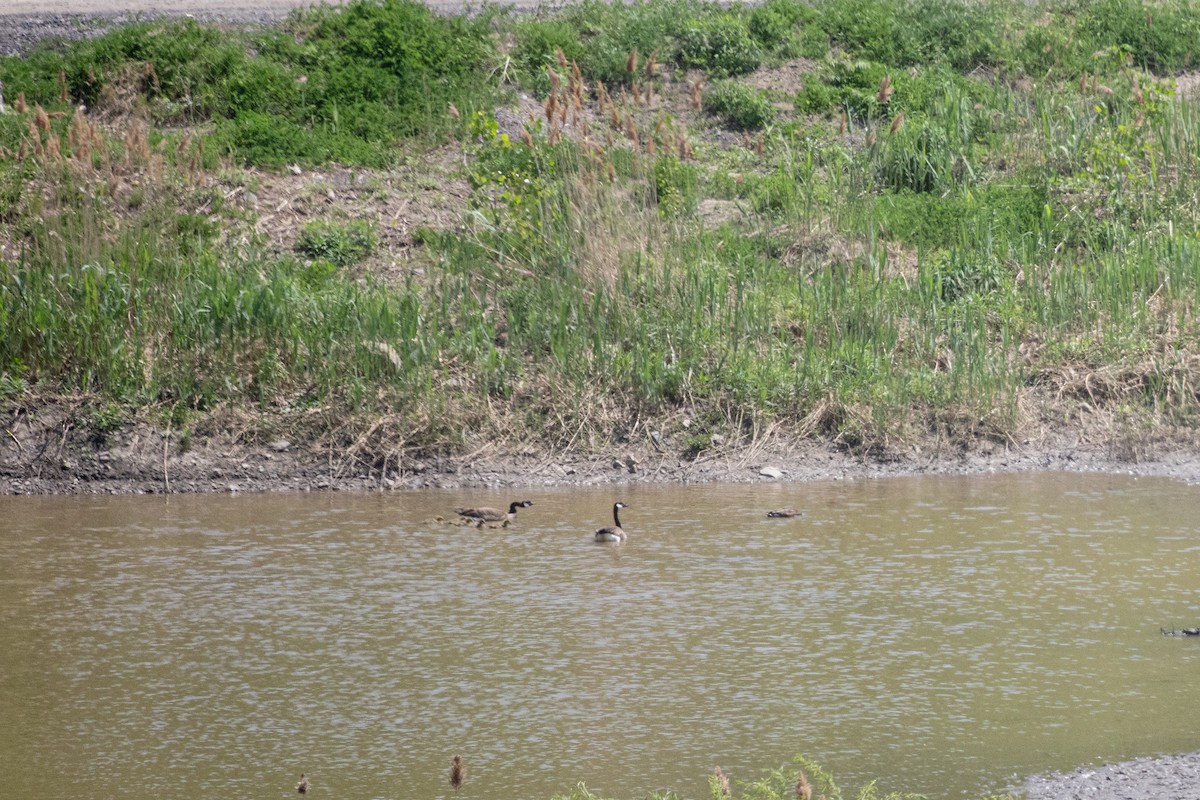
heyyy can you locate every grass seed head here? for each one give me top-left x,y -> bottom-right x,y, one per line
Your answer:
68,110 -> 92,161
713,766 -> 731,797
689,76 -> 705,110
877,74 -> 893,104
796,770 -> 812,800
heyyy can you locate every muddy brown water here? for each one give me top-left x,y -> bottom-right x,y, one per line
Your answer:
2,473 -> 1200,799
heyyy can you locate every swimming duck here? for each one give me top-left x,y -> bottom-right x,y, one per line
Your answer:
296,773 -> 309,794
455,500 -> 533,524
450,755 -> 467,791
594,502 -> 629,543
767,508 -> 802,518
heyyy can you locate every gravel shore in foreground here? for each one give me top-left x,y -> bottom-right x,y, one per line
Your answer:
1022,752 -> 1200,799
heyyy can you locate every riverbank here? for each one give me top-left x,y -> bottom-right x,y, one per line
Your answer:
3,393 -> 1200,496
1022,752 -> 1200,800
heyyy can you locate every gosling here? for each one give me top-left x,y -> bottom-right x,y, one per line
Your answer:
450,755 -> 467,791
594,502 -> 629,543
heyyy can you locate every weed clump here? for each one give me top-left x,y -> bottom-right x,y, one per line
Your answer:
297,219 -> 378,267
703,81 -> 776,130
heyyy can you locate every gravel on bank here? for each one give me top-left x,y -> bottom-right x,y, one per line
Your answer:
0,10 -> 293,57
1022,752 -> 1200,799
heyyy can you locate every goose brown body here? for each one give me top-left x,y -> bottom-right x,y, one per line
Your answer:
450,755 -> 467,791
594,502 -> 629,543
455,500 -> 533,523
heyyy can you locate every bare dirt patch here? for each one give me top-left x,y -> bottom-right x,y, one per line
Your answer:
241,152 -> 470,285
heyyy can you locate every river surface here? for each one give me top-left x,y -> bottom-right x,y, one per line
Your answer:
2,473 -> 1199,799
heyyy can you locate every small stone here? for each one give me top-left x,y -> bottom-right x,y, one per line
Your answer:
759,466 -> 784,479
268,439 -> 291,452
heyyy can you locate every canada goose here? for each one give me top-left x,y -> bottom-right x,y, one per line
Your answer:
296,773 -> 309,794
455,500 -> 533,524
594,502 -> 629,543
1162,627 -> 1200,636
767,508 -> 802,518
450,755 -> 467,791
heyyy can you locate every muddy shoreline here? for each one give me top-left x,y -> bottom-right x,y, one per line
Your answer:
5,397 -> 1200,497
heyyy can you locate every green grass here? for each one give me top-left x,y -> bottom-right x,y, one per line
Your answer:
547,754 -> 1020,800
704,80 -> 777,129
3,0 -> 1200,462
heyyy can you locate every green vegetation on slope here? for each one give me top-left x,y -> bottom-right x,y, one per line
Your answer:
2,0 -> 1199,464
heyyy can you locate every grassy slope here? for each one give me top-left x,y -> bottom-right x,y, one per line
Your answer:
1,0 -> 1199,477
